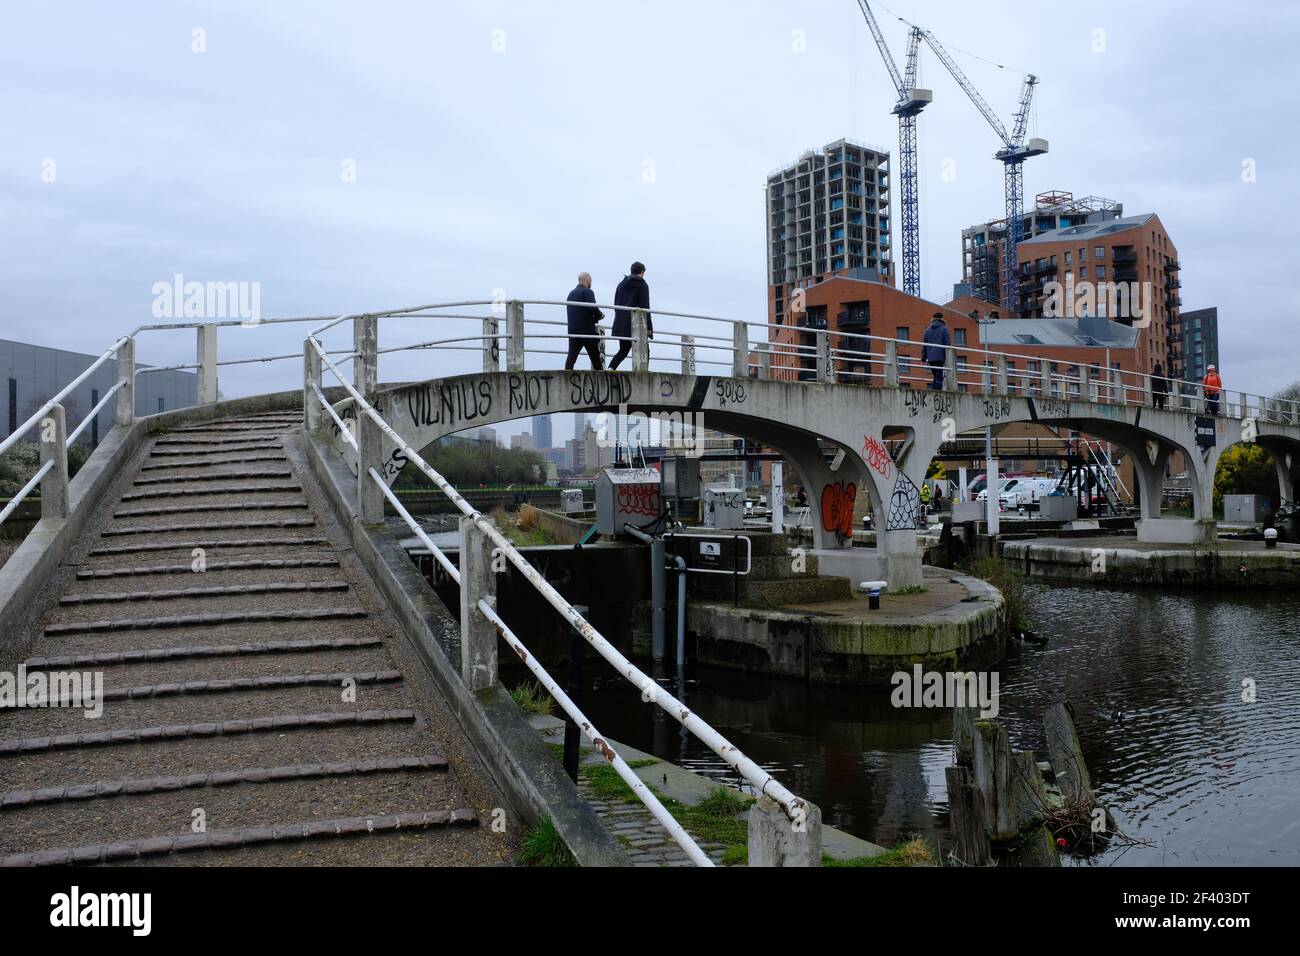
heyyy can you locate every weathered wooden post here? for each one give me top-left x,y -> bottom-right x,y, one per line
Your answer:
459,517 -> 498,692
1043,702 -> 1094,805
115,337 -> 135,427
748,797 -> 822,867
197,323 -> 219,405
1011,750 -> 1060,866
39,404 -> 69,522
944,766 -> 991,866
631,308 -> 650,372
972,718 -> 1018,842
506,300 -> 525,372
353,314 -> 378,395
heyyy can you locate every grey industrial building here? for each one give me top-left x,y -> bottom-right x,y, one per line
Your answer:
1177,307 -> 1220,382
766,138 -> 893,328
1,339 -> 197,448
532,413 -> 552,452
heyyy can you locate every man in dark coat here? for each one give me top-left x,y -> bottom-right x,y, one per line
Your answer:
609,262 -> 651,370
921,312 -> 950,390
565,272 -> 603,370
1151,360 -> 1169,409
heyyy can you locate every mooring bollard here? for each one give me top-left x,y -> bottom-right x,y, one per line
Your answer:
860,580 -> 888,610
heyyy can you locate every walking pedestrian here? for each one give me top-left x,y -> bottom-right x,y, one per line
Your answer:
564,272 -> 604,370
921,312 -> 950,390
1151,360 -> 1169,410
608,262 -> 651,371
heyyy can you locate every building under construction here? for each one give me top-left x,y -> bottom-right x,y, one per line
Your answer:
957,191 -> 1123,306
765,138 -> 894,329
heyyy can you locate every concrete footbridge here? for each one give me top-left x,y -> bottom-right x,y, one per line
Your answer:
2,299 -> 1298,867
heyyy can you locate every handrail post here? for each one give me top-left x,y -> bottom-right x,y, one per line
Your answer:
506,300 -> 525,371
732,321 -> 748,378
115,337 -> 135,426
459,517 -> 498,692
632,308 -> 650,372
816,331 -> 833,383
40,403 -> 70,521
354,314 -> 378,395
357,414 -> 386,524
680,334 -> 696,375
482,316 -> 500,373
197,323 -> 219,405
884,340 -> 899,388
944,346 -> 958,392
749,796 -> 822,867
757,342 -> 772,380
303,339 -> 322,432
1039,362 -> 1051,399
995,354 -> 1009,395
1142,372 -> 1152,408
1079,365 -> 1092,403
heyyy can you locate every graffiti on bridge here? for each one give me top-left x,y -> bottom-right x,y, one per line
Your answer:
821,481 -> 858,540
887,473 -> 920,531
862,436 -> 892,479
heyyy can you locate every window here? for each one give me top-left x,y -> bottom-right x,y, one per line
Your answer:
158,397 -> 165,413
896,326 -> 909,342
955,329 -> 967,346
1064,251 -> 1072,266
1096,264 -> 1106,279
1095,246 -> 1104,259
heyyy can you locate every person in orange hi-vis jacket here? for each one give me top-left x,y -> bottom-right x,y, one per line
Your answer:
1203,364 -> 1223,415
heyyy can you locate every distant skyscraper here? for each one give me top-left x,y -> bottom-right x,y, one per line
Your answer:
533,414 -> 552,450
573,413 -> 587,442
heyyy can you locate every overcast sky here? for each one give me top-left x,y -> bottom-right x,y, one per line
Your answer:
2,0 -> 1297,442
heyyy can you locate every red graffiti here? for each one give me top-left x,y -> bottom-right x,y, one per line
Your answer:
862,436 -> 892,479
616,484 -> 659,518
821,481 -> 857,538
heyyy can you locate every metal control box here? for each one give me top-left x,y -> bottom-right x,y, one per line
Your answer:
560,489 -> 585,513
1037,495 -> 1079,521
595,468 -> 661,534
661,456 -> 701,499
703,486 -> 745,530
1224,494 -> 1271,525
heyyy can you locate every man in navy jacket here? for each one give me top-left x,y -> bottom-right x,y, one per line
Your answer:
565,272 -> 603,370
609,262 -> 651,370
921,312 -> 950,390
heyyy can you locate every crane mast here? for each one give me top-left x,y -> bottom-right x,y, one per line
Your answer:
854,1 -> 931,299
921,31 -> 1047,314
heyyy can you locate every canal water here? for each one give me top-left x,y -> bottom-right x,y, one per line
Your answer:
528,584 -> 1300,866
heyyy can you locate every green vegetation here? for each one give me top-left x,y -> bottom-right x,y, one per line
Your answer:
490,506 -> 557,547
961,556 -> 1029,634
892,585 -> 927,596
0,441 -> 90,497
824,835 -> 936,867
580,759 -> 659,801
518,817 -> 576,867
403,440 -> 545,487
1213,443 -> 1278,514
510,681 -> 554,717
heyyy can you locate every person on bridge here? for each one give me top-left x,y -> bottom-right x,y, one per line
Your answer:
922,312 -> 950,390
1204,364 -> 1223,415
565,272 -> 604,370
1151,360 -> 1169,410
609,262 -> 651,371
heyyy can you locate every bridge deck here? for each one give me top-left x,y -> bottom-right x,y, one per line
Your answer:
1,413 -> 509,866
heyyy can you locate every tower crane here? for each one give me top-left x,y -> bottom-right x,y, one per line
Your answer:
854,1 -> 932,298
921,31 -> 1047,314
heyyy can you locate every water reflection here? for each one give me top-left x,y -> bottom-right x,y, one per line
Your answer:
508,583 -> 1300,865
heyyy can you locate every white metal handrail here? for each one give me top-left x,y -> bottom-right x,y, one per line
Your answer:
309,333 -> 810,866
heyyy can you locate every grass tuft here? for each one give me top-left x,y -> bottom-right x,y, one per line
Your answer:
511,681 -> 554,716
518,817 -> 577,867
